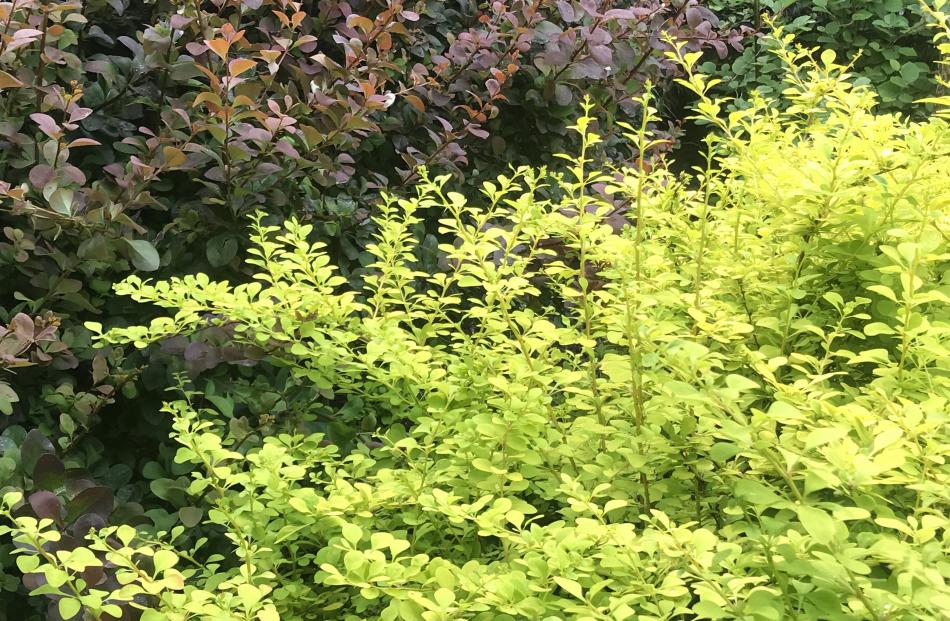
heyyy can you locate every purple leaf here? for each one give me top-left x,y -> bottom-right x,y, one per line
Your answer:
117,36 -> 143,56
557,0 -> 575,22
10,313 -> 35,341
29,165 -> 55,190
65,473 -> 96,498
29,113 -> 61,139
33,453 -> 65,491
29,491 -> 64,522
67,486 -> 113,523
590,44 -> 612,67
185,41 -> 207,56
554,83 -> 573,106
170,15 -> 194,29
20,430 -> 55,474
686,7 -> 703,29
72,512 -> 107,538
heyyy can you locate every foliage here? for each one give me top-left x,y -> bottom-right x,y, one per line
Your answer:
703,0 -> 941,113
0,428 -> 143,620
0,312 -> 76,415
0,0 -> 742,542
0,3 -> 743,610
3,29 -> 949,620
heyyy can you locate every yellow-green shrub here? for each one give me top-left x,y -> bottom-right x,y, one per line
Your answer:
3,20 -> 950,621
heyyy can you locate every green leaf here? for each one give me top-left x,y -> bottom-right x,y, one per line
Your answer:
153,550 -> 178,573
48,188 -> 74,215
797,506 -> 837,545
553,576 -> 584,600
341,522 -> 362,545
16,554 -> 40,572
735,479 -> 784,508
899,62 -> 921,83
433,588 -> 455,607
58,598 -> 81,620
126,239 -> 161,272
0,382 -> 18,415
725,374 -> 760,392
206,235 -> 239,267
710,442 -> 740,462
257,608 -> 280,621
179,506 -> 203,527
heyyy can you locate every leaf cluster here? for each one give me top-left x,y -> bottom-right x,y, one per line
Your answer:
5,30 -> 949,621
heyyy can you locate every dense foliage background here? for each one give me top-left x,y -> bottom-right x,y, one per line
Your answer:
0,1 -> 948,620
705,0 -> 942,110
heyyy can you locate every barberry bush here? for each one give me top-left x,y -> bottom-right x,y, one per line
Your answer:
0,3 -> 742,613
3,15 -> 948,619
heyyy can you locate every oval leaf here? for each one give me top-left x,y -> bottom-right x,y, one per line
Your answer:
21,430 -> 55,475
33,453 -> 65,491
126,239 -> 161,271
29,490 -> 64,522
67,486 -> 114,523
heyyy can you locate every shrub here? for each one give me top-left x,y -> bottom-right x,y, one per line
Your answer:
4,23 -> 949,619
0,0 -> 741,542
0,4 -> 743,610
704,0 -> 942,113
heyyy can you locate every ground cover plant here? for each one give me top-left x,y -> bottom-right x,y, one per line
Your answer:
1,8 -> 949,618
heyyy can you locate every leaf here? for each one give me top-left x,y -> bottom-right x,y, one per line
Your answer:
900,62 -> 921,83
347,15 -> 375,34
162,146 -> 187,167
152,550 -> 178,573
734,479 -> 784,507
341,522 -> 362,545
725,374 -> 759,392
179,506 -> 203,527
685,6 -> 703,28
67,486 -> 114,522
206,234 -> 238,267
0,456 -> 15,479
126,239 -> 161,271
71,512 -> 106,537
0,70 -> 24,89
554,83 -> 573,106
553,576 -> 584,600
797,506 -> 837,546
404,94 -> 425,113
710,442 -> 740,462
21,430 -> 55,475
228,58 -> 257,77
204,38 -> 230,61
557,0 -> 575,22
29,113 -> 61,139
59,598 -> 81,620
33,453 -> 65,491
257,609 -> 280,621
16,554 -> 40,573
10,313 -> 35,340
66,138 -> 101,148
48,188 -> 75,215
28,164 -> 55,189
29,490 -> 63,521
864,322 -> 895,336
